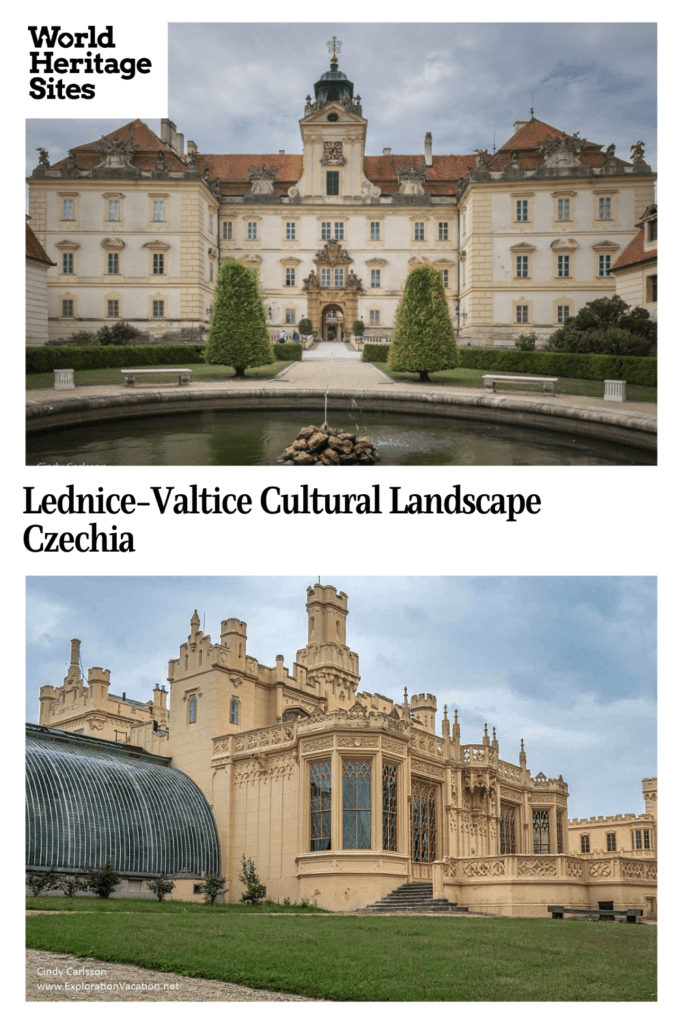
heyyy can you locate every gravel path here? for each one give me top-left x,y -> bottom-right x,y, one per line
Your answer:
26,948 -> 322,1002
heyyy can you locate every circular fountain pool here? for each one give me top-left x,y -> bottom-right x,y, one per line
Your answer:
26,408 -> 655,466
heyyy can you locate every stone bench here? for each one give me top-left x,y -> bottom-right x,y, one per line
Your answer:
483,374 -> 558,395
548,905 -> 643,924
121,368 -> 192,386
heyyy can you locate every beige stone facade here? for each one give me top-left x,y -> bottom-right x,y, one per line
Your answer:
611,204 -> 657,321
26,49 -> 655,346
35,584 -> 657,918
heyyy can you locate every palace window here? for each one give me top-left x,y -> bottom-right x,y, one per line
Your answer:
153,253 -> 164,275
557,305 -> 570,323
370,221 -> 380,241
334,268 -> 344,288
516,255 -> 528,278
499,803 -> 517,854
411,780 -> 437,862
557,198 -> 570,221
598,254 -> 612,277
440,269 -> 449,289
370,269 -> 381,288
222,221 -> 233,240
580,834 -> 590,854
108,199 -> 120,221
646,275 -> 657,302
107,300 -> 119,318
516,199 -> 528,222
342,760 -> 372,849
532,809 -> 550,854
61,299 -> 74,317
188,697 -> 197,724
152,300 -> 165,317
598,196 -> 612,220
62,252 -> 73,274
153,200 -> 165,221
326,170 -> 340,196
607,832 -> 617,852
557,254 -> 570,277
321,268 -> 331,287
310,760 -> 332,851
334,222 -> 344,240
647,219 -> 657,242
382,763 -> 398,851
633,829 -> 650,851
247,221 -> 258,240
369,310 -> 380,326
285,309 -> 296,324
285,267 -> 296,286
230,698 -> 239,725
438,221 -> 449,241
321,222 -> 331,240
108,252 -> 119,275
414,222 -> 425,241
516,305 -> 529,324
62,198 -> 74,220
285,221 -> 296,240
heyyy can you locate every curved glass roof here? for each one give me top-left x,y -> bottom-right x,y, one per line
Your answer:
26,729 -> 220,877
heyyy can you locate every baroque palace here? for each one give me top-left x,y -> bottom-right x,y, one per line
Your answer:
27,584 -> 657,916
27,41 -> 656,347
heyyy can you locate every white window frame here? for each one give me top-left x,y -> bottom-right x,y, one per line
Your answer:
153,199 -> 165,222
107,299 -> 120,318
370,269 -> 381,289
438,221 -> 449,241
321,268 -> 331,287
598,196 -> 612,220
414,222 -> 425,241
285,221 -> 296,240
334,222 -> 344,240
334,267 -> 344,288
515,304 -> 529,324
370,221 -> 380,241
152,299 -> 165,318
321,222 -> 331,240
369,310 -> 380,326
516,199 -> 528,222
516,255 -> 528,278
247,221 -> 258,241
598,253 -> 612,277
557,305 -> 570,323
285,267 -> 296,287
107,252 -> 120,275
557,254 -> 570,278
557,198 -> 570,221
62,252 -> 74,275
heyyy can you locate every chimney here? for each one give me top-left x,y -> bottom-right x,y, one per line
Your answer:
175,132 -> 185,156
187,140 -> 198,155
513,119 -> 529,135
425,132 -> 433,166
383,147 -> 391,156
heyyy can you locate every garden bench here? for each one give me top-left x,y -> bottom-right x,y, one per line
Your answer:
482,374 -> 558,395
121,368 -> 192,386
548,905 -> 643,923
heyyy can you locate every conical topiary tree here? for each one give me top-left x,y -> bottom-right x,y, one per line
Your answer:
205,259 -> 274,378
388,264 -> 457,381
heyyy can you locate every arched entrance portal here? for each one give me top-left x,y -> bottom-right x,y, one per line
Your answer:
322,304 -> 344,341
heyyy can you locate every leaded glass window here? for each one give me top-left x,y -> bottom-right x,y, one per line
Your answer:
499,802 -> 517,854
411,780 -> 437,862
382,763 -> 398,851
533,809 -> 550,853
343,760 -> 371,849
310,760 -> 332,851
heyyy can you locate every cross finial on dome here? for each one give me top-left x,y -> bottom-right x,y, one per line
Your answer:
327,35 -> 342,67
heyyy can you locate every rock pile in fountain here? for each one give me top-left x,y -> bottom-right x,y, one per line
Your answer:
279,423 -> 379,465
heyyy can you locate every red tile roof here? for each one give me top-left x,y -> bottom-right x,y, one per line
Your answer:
52,119 -> 188,173
611,228 -> 657,271
488,117 -> 621,173
26,222 -> 54,265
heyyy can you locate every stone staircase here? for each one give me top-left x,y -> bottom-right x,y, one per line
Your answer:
359,881 -> 469,914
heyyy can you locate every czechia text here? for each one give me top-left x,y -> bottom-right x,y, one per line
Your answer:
24,523 -> 134,553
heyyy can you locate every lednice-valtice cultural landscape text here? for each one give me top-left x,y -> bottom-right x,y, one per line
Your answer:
28,583 -> 657,918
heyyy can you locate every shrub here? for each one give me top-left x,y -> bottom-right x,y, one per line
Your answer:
26,870 -> 60,897
239,856 -> 267,905
455,348 -> 657,387
96,321 -> 143,346
83,864 -> 121,899
205,259 -> 274,377
352,320 -> 365,337
198,873 -> 227,905
58,876 -> 88,898
69,330 -> 98,346
362,343 -> 391,362
388,264 -> 457,381
26,344 -> 206,374
146,875 -> 175,902
515,333 -> 537,351
298,318 -> 313,336
546,296 -> 656,355
273,342 -> 302,362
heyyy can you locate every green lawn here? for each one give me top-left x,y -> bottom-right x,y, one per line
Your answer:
369,362 -> 657,404
26,900 -> 656,1001
25,361 -> 290,390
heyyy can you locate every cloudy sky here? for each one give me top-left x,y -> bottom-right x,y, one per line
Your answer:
26,576 -> 656,821
25,22 -> 657,177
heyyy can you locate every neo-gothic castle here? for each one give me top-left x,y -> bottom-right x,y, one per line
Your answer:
27,583 -> 657,916
27,45 -> 656,348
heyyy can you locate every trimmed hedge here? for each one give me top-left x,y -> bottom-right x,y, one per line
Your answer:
362,343 -> 391,363
456,349 -> 657,387
27,344 -> 206,374
273,343 -> 303,362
